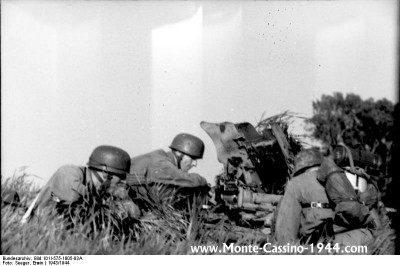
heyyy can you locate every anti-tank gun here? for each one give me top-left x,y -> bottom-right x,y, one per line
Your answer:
200,118 -> 302,231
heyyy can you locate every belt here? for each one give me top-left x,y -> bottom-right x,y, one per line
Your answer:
301,202 -> 333,209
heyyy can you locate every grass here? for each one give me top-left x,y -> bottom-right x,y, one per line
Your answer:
1,169 -> 396,255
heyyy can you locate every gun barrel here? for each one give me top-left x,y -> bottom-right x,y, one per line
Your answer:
238,187 -> 282,208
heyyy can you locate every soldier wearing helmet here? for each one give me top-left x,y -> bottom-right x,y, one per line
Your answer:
22,145 -> 140,222
275,148 -> 335,245
275,148 -> 374,248
127,133 -> 208,188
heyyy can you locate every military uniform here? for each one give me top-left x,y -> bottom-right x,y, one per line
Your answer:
275,167 -> 335,245
25,164 -> 140,220
275,167 -> 375,246
128,149 -> 207,187
35,165 -> 93,208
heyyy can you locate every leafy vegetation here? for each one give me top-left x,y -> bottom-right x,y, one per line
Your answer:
306,93 -> 394,153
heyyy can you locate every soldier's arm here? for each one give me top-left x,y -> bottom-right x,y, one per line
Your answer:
44,165 -> 87,203
22,166 -> 87,222
275,180 -> 301,245
148,160 -> 208,187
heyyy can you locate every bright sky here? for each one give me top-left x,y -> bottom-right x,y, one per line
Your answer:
1,0 -> 398,187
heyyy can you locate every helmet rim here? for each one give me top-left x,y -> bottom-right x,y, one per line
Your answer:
87,145 -> 131,176
169,133 -> 205,159
292,149 -> 323,177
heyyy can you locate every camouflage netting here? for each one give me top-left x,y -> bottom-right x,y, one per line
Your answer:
254,111 -> 304,193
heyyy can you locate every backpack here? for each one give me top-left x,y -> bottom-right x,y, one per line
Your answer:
317,157 -> 372,229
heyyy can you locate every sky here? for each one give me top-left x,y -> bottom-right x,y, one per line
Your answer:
1,0 -> 398,187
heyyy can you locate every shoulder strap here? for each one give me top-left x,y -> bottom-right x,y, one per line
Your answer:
83,166 -> 87,185
83,166 -> 95,186
325,170 -> 344,180
338,143 -> 356,172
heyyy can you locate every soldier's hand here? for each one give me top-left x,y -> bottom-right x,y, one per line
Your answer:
111,185 -> 129,200
191,173 -> 208,187
114,200 -> 141,219
123,200 -> 141,219
199,175 -> 208,187
208,185 -> 217,205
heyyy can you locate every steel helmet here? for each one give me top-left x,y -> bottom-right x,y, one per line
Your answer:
87,145 -> 131,175
169,133 -> 205,159
292,148 -> 323,177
